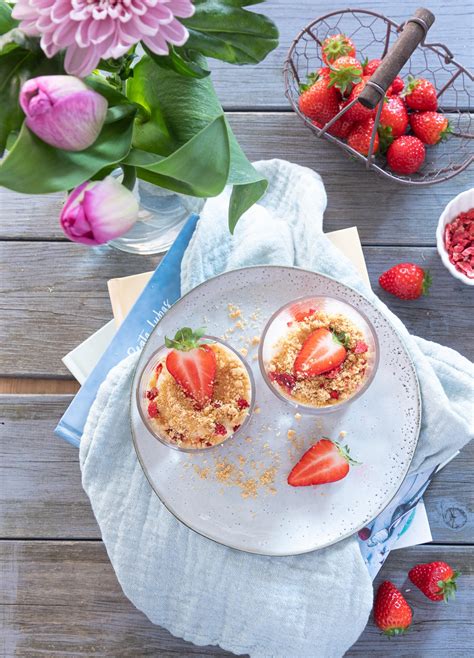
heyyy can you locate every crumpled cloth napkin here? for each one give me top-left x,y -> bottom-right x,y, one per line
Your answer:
80,159 -> 473,658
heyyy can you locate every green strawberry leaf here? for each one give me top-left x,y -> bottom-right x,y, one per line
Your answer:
165,327 -> 207,350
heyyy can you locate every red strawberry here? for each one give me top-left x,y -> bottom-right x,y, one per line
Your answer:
289,300 -> 319,322
378,96 -> 409,151
402,75 -> 438,111
322,33 -> 356,65
329,56 -> 363,95
387,76 -> 404,96
408,561 -> 460,602
363,58 -> 382,76
386,135 -> 425,175
288,438 -> 358,486
379,263 -> 432,300
342,77 -> 376,123
410,111 -> 451,145
165,327 -> 216,408
347,118 -> 379,156
148,400 -> 159,418
313,114 -> 355,139
294,328 -> 347,377
374,581 -> 412,636
299,74 -> 340,126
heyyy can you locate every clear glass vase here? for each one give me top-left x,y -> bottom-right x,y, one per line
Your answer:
108,177 -> 205,255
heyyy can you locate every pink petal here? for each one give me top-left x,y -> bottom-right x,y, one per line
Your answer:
64,43 -> 102,77
159,18 -> 189,46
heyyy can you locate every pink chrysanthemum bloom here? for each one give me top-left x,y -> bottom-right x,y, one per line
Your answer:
12,0 -> 195,77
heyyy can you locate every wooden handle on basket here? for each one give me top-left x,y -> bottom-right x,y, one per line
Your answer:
358,7 -> 435,109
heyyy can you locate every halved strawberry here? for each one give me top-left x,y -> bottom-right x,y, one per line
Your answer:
289,300 -> 320,322
288,438 -> 359,486
165,327 -> 216,408
293,328 -> 347,377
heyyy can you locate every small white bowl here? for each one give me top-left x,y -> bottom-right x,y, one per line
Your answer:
436,188 -> 474,286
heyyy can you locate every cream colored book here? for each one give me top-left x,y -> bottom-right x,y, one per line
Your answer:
108,226 -> 370,327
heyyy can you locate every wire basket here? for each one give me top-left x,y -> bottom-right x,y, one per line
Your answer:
284,7 -> 474,185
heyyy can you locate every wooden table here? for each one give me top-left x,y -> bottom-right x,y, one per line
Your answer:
1,1 -> 473,655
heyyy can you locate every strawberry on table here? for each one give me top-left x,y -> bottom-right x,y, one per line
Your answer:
374,581 -> 412,636
410,111 -> 451,145
409,561 -> 460,602
322,33 -> 356,65
347,118 -> 379,156
298,71 -> 340,126
379,263 -> 432,300
402,75 -> 438,111
386,135 -> 425,175
165,327 -> 216,409
287,438 -> 359,487
293,327 -> 347,377
329,55 -> 363,95
378,96 -> 409,150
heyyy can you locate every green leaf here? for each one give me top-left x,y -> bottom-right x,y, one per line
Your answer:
0,46 -> 63,153
0,106 -> 136,193
182,0 -> 279,65
127,54 -> 267,228
143,43 -> 210,79
123,115 -> 230,197
0,1 -> 17,35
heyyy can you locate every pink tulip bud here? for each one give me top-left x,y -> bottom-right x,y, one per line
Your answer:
60,178 -> 139,245
20,76 -> 108,151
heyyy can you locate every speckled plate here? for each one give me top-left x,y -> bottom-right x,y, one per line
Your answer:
130,266 -> 421,556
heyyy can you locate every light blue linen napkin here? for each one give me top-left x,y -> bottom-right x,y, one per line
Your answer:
80,159 -> 473,657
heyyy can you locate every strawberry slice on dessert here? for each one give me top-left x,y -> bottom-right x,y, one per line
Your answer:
288,438 -> 359,486
293,328 -> 347,377
165,327 -> 216,409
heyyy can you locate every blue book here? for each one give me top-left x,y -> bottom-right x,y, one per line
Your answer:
55,213 -> 200,447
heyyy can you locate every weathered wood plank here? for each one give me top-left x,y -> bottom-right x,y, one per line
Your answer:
0,541 -> 471,656
1,397 -> 472,543
209,0 -> 474,110
1,243 -> 472,378
1,113 -> 472,246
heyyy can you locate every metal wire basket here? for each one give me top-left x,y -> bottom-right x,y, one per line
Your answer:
284,7 -> 474,185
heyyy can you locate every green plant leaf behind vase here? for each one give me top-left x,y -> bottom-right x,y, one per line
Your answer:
0,105 -> 136,193
182,0 -> 279,65
124,115 -> 230,197
127,54 -> 267,229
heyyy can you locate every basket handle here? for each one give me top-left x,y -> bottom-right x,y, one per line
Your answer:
358,7 -> 435,109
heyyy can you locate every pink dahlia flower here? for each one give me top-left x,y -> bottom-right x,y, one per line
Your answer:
12,0 -> 195,77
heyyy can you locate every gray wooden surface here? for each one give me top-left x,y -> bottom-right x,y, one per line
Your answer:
1,0 -> 473,655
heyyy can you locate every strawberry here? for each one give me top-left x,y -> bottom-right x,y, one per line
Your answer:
165,327 -> 216,408
322,33 -> 356,65
293,327 -> 347,377
387,76 -> 404,96
363,58 -> 382,76
342,77 -> 376,123
410,111 -> 451,145
329,56 -> 363,96
402,75 -> 438,111
379,263 -> 432,300
386,135 -> 425,175
374,581 -> 412,636
289,300 -> 319,322
378,96 -> 409,151
347,118 -> 379,156
313,114 -> 355,139
408,561 -> 460,602
298,73 -> 340,126
287,438 -> 359,486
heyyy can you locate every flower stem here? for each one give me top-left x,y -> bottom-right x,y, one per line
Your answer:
121,165 -> 137,191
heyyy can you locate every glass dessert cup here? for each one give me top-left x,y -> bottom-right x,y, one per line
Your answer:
259,295 -> 379,415
136,336 -> 255,452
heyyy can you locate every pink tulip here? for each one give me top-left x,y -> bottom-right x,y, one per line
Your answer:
60,178 -> 139,245
20,76 -> 108,151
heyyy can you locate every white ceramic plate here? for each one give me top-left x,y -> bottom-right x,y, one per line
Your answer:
131,266 -> 421,556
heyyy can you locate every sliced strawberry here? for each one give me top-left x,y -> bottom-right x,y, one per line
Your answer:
288,438 -> 358,486
148,401 -> 159,418
289,300 -> 319,322
165,328 -> 217,408
293,328 -> 346,377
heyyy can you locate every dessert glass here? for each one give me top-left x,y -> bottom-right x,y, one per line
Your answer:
259,295 -> 379,414
136,336 -> 255,451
